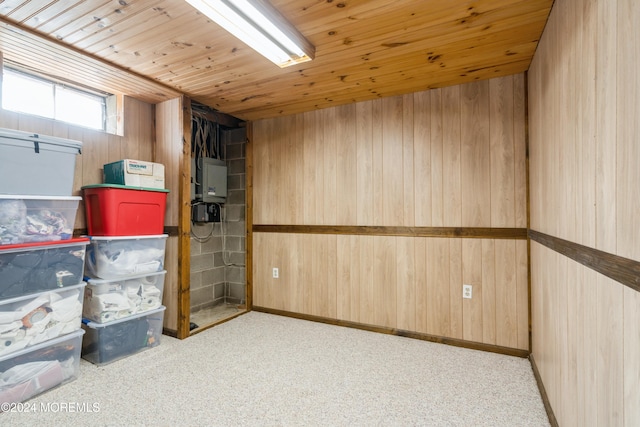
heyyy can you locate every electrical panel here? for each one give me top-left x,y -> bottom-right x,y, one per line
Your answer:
194,157 -> 227,203
192,202 -> 221,223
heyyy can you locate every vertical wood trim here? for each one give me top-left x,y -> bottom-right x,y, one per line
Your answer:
177,95 -> 190,339
513,73 -> 527,229
524,69 -> 532,354
246,121 -> 254,310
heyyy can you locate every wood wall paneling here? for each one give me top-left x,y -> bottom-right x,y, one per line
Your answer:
154,97 -> 184,334
460,81 -> 491,227
254,76 -> 526,229
413,90 -> 432,227
252,74 -> 527,352
426,238 -> 451,337
428,90 -> 444,226
356,101 -> 374,226
442,85 -> 463,227
254,232 -> 528,351
482,239 -> 497,345
616,0 -> 640,262
624,287 -> 640,426
529,0 -> 640,424
595,0 -> 617,254
462,239 -> 483,343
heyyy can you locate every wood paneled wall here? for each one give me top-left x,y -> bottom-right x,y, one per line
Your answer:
0,96 -> 154,229
528,0 -> 640,425
155,97 -> 185,334
254,75 -> 527,228
255,233 -> 529,349
252,74 -> 528,351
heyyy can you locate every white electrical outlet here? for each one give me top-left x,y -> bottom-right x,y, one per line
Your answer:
463,284 -> 473,299
272,267 -> 279,279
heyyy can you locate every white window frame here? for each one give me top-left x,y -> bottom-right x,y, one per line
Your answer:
1,66 -> 109,131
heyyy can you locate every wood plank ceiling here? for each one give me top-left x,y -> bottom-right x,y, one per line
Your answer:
0,0 -> 553,121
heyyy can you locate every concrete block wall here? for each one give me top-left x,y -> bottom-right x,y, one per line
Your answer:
190,126 -> 246,313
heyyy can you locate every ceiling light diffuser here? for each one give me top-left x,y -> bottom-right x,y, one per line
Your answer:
185,0 -> 315,68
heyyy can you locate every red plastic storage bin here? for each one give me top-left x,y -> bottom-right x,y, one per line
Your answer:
81,184 -> 169,236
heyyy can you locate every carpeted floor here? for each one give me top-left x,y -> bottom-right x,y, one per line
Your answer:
1,312 -> 550,426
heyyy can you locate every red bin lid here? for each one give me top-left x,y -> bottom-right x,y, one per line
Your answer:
0,237 -> 90,251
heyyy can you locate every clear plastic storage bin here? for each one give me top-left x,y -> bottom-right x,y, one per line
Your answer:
0,195 -> 81,245
0,238 -> 89,300
0,128 -> 82,197
0,329 -> 84,406
0,283 -> 86,357
84,234 -> 167,279
83,271 -> 166,323
81,306 -> 165,366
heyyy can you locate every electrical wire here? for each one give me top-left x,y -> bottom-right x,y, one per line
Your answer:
190,221 -> 215,242
190,200 -> 216,242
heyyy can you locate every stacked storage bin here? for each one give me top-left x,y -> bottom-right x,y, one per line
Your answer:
0,128 -> 86,406
80,160 -> 169,366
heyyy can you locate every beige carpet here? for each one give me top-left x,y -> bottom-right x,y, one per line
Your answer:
1,312 -> 549,426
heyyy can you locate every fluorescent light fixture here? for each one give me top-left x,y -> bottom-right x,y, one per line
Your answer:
185,0 -> 315,68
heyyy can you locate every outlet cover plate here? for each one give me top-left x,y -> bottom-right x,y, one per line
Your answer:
463,284 -> 473,299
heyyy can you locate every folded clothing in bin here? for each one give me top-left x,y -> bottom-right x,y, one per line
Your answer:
83,273 -> 164,323
85,235 -> 167,279
0,284 -> 85,357
0,239 -> 88,300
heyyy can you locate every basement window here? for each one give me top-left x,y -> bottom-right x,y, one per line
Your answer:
2,67 -> 107,131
